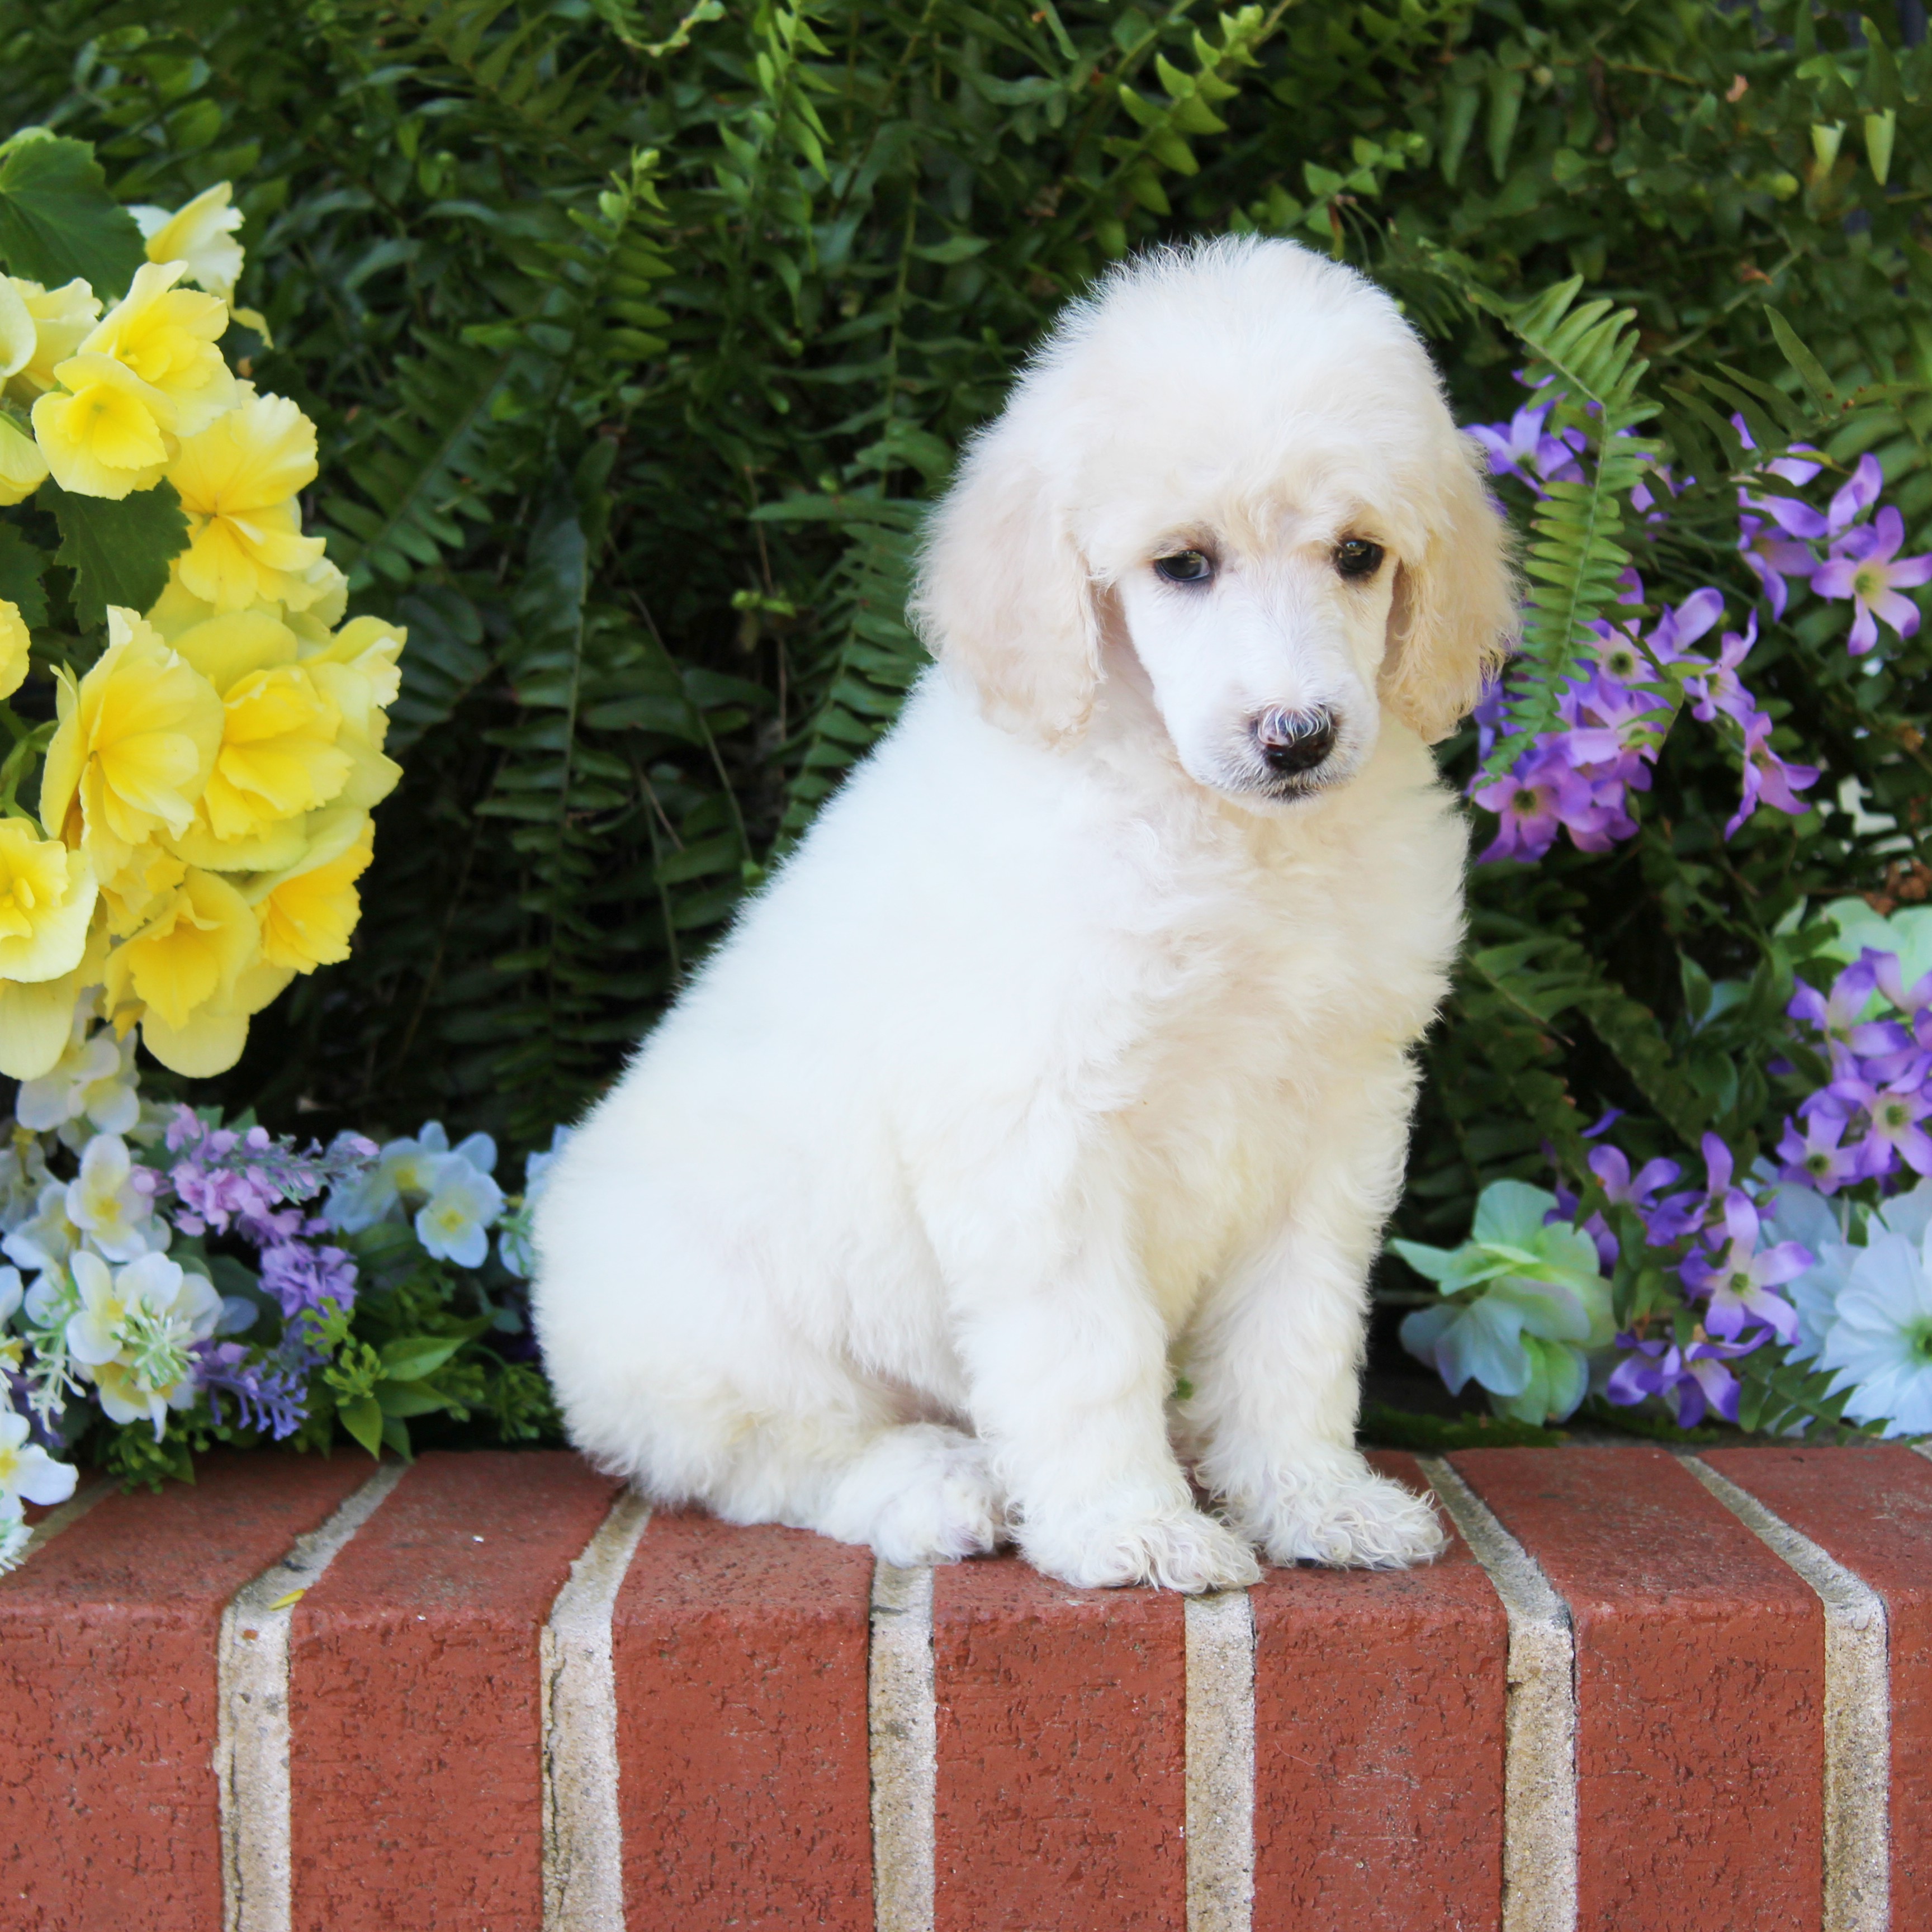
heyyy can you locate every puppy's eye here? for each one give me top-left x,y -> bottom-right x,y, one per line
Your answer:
1334,539 -> 1385,581
1153,550 -> 1214,585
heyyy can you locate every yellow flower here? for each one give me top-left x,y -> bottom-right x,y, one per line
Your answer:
30,357 -> 170,499
164,609 -> 351,868
131,183 -> 244,303
254,809 -> 373,972
167,391 -> 326,609
39,608 -> 224,883
97,841 -> 187,939
300,615 -> 405,811
106,865 -> 258,1031
0,599 -> 27,700
0,277 -> 98,399
0,279 -> 31,382
107,867 -> 290,1076
0,822 -> 96,982
69,261 -> 235,438
0,914 -> 108,1081
0,411 -> 48,506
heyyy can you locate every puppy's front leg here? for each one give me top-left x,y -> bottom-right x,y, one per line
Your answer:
938,1182 -> 1259,1594
1185,1095 -> 1446,1570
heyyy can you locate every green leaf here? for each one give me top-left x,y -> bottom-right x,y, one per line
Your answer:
378,1333 -> 470,1382
0,132 -> 145,297
0,525 -> 51,630
338,1394 -> 385,1458
1767,309 -> 1838,415
48,480 -> 190,629
375,1379 -> 460,1418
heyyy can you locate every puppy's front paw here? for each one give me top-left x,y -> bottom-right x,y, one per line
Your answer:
1229,1460 -> 1446,1570
1022,1507 -> 1262,1594
823,1424 -> 1004,1566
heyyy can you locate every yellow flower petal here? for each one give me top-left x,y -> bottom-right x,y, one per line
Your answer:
0,278 -> 33,382
168,392 -> 325,610
106,866 -> 258,1033
39,609 -> 224,879
0,412 -> 49,507
132,183 -> 244,302
0,599 -> 28,700
254,809 -> 373,972
0,827 -> 94,980
30,366 -> 170,500
75,261 -> 234,439
2,278 -> 101,401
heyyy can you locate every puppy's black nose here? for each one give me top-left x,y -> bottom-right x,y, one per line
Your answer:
1254,706 -> 1336,776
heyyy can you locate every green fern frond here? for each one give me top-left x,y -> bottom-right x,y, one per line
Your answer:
754,493 -> 924,858
1456,275 -> 1662,759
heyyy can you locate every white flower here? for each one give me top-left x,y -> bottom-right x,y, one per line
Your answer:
0,1511 -> 29,1574
0,1408 -> 76,1509
3,1179 -> 78,1277
15,1000 -> 141,1140
415,1159 -> 505,1270
324,1119 -> 497,1232
0,1264 -> 23,1380
1819,1227 -> 1932,1437
0,1131 -> 49,1235
65,1134 -> 163,1263
65,1251 -> 220,1437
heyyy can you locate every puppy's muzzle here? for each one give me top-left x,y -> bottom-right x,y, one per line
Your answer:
1253,705 -> 1337,777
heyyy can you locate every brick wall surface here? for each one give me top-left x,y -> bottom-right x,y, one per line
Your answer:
4,1442 -> 1931,1930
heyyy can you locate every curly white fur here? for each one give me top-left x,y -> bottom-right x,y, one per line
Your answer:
532,236 -> 1514,1590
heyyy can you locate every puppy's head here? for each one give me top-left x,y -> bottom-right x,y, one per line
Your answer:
911,237 -> 1514,806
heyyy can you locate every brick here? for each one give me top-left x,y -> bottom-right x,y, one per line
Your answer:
1453,1446 -> 1824,1932
286,1450 -> 619,1932
1704,1443 -> 1932,1925
0,1451 -> 370,1932
614,1511 -> 874,1930
1251,1450 -> 1507,1932
932,1553 -> 1186,1932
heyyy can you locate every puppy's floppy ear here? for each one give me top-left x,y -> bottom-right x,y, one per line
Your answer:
1380,433 -> 1516,743
910,422 -> 1101,741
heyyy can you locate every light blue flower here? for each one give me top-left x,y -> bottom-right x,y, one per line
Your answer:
325,1120 -> 499,1233
1395,1180 -> 1615,1424
414,1158 -> 506,1270
497,1125 -> 574,1278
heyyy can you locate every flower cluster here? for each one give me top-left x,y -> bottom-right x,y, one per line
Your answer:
0,170 -> 403,1082
1774,943 -> 1932,1196
1400,895 -> 1932,1439
1469,387 -> 1929,864
0,984 -> 564,1565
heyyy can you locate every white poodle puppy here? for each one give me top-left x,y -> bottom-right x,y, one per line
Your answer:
532,235 -> 1513,1592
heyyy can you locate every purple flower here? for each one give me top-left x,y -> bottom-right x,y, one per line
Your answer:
1471,741 -> 1597,863
1789,956 -> 1881,1044
1644,588 -> 1726,667
1678,1191 -> 1807,1343
1737,510 -> 1817,619
1726,715 -> 1819,838
1588,1144 -> 1683,1213
1811,506 -> 1932,655
1827,1071 -> 1932,1179
1472,678 -> 1508,760
1604,1332 -> 1763,1428
1471,403 -> 1587,493
1777,1110 -> 1863,1193
1681,614 -> 1758,728
193,1342 -> 309,1439
259,1240 -> 358,1319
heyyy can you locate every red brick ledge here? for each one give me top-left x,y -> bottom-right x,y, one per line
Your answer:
4,1443 -> 1930,1930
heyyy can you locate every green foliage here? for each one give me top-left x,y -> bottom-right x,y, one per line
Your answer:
2,0 -> 1926,1328
0,128 -> 144,292
47,479 -> 188,628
